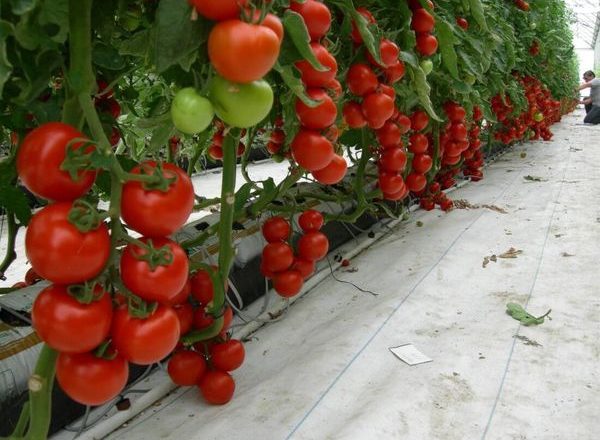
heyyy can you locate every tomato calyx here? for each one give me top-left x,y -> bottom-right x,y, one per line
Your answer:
66,281 -> 106,305
127,238 -> 175,271
93,340 -> 118,360
132,162 -> 178,192
60,137 -> 96,180
67,199 -> 107,232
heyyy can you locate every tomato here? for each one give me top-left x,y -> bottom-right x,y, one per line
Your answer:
120,237 -> 189,304
327,79 -> 343,99
295,43 -> 338,87
406,173 -> 427,192
411,110 -> 429,131
199,370 -> 235,405
456,17 -> 469,30
250,11 -> 284,43
25,267 -> 42,285
262,242 -> 294,272
292,257 -> 316,279
190,267 -> 224,305
295,88 -> 337,129
209,76 -> 274,128
408,133 -> 429,153
290,0 -> 331,41
412,154 -> 433,174
416,33 -> 438,56
168,350 -> 207,386
362,92 -> 395,129
383,182 -> 408,201
343,102 -> 367,128
210,339 -> 245,371
450,123 -> 468,141
429,181 -> 441,194
346,64 -> 378,96
32,285 -> 112,353
169,278 -> 191,306
378,172 -> 405,194
221,305 -> 234,334
323,125 -> 340,143
208,20 -> 280,83
367,39 -> 400,68
312,154 -> 347,185
96,98 -> 121,119
121,161 -> 194,237
173,302 -> 194,335
297,231 -> 329,261
16,123 -> 95,202
56,352 -> 128,406
376,122 -> 403,148
171,88 -> 214,134
193,307 -> 214,329
351,7 -> 376,43
111,305 -> 180,365
26,202 -> 110,285
291,130 -> 334,171
189,0 -> 247,21
273,270 -> 304,297
208,145 -> 224,160
442,154 -> 461,166
262,216 -> 291,242
379,148 -> 407,172
395,114 -> 412,133
385,61 -> 406,84
11,281 -> 27,289
298,210 -> 324,232
444,102 -> 466,122
411,8 -> 435,33
420,197 -> 435,211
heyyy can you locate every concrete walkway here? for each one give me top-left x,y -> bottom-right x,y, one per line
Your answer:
75,110 -> 600,439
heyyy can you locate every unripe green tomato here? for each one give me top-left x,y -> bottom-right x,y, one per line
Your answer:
209,75 -> 274,128
171,88 -> 214,134
420,60 -> 433,76
530,22 -> 537,30
465,74 -> 476,85
534,113 -> 544,122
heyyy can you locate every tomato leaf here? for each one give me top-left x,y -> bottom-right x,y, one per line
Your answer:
0,21 -> 13,96
400,51 -> 418,68
408,64 -> 442,122
234,183 -> 252,215
348,2 -> 384,66
93,42 -> 126,70
10,0 -> 38,15
274,63 -> 320,107
506,303 -> 551,326
0,159 -> 32,225
282,11 -> 326,71
153,0 -> 207,73
468,0 -> 488,32
436,19 -> 459,80
250,178 -> 278,215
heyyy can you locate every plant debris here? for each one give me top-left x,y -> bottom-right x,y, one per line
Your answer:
506,303 -> 552,326
513,335 -> 543,347
498,247 -> 523,258
561,252 -> 575,257
523,175 -> 547,182
453,199 -> 507,213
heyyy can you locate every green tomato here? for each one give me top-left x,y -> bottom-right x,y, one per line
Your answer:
209,76 -> 273,128
465,74 -> 476,85
420,60 -> 433,76
534,113 -> 544,122
171,88 -> 215,134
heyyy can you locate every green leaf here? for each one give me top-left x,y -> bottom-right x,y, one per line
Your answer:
349,5 -> 383,66
93,42 -> 126,70
282,11 -> 326,71
38,0 -> 69,43
234,183 -> 252,214
10,0 -> 38,15
409,64 -> 442,122
468,0 -> 488,31
149,123 -> 174,152
0,159 -> 32,225
274,63 -> 320,107
250,178 -> 278,215
506,303 -> 551,326
0,21 -> 14,96
436,19 -> 459,80
400,51 -> 418,68
153,0 -> 207,73
119,29 -> 151,58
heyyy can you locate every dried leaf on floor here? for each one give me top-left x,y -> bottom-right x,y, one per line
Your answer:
498,247 -> 523,258
523,175 -> 547,182
482,256 -> 490,268
513,335 -> 543,347
453,199 -> 507,214
561,252 -> 575,257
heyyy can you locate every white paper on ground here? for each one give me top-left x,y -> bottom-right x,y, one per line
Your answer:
389,343 -> 433,366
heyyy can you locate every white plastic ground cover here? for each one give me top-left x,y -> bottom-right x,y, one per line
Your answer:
72,110 -> 597,440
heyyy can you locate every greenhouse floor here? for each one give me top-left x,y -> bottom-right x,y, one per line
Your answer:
86,109 -> 599,440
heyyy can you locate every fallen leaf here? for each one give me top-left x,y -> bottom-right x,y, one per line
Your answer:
498,247 -> 523,259
482,256 -> 490,268
523,175 -> 546,182
561,252 -> 575,257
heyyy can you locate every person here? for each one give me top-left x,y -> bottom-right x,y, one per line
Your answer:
577,70 -> 600,124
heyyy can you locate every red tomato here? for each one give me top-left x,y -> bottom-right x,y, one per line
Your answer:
193,307 -> 214,330
297,231 -> 329,261
210,339 -> 245,371
295,43 -> 338,87
379,148 -> 407,172
208,145 -> 224,160
191,268 -> 216,305
378,172 -> 405,194
262,216 -> 291,242
377,122 -> 403,148
295,88 -> 337,130
456,17 -> 469,30
111,305 -> 180,365
385,61 -> 406,84
189,0 -> 247,21
250,12 -> 284,42
406,173 -> 427,192
384,183 -> 408,201
168,350 -> 207,386
411,8 -> 435,33
420,197 -> 435,211
444,102 -> 466,122
262,242 -> 294,272
173,302 -> 194,335
269,129 -> 285,145
351,7 -> 376,43
121,161 -> 194,237
298,209 -> 324,232
346,64 -> 378,96
362,92 -> 395,129
208,20 -> 280,83
323,125 -> 340,143
411,154 -> 433,174
292,257 -> 316,279
16,123 -> 96,202
120,237 -> 189,304
25,202 -> 110,285
409,133 -> 429,154
25,267 -> 42,285
450,123 -> 468,141
56,352 -> 129,406
291,130 -> 335,171
343,102 -> 367,128
273,270 -> 304,297
290,0 -> 331,41
416,33 -> 438,56
411,110 -> 430,131
168,279 -> 191,306
312,154 -> 347,185
32,285 -> 112,353
199,370 -> 235,405
396,114 -> 412,133
327,79 -> 343,99
368,39 -> 400,68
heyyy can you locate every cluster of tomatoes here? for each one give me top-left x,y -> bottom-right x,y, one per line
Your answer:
289,0 -> 347,185
207,122 -> 246,161
513,0 -> 530,12
409,0 -> 439,57
171,1 -> 282,136
418,181 -> 453,212
260,210 -> 329,298
462,109 -> 485,182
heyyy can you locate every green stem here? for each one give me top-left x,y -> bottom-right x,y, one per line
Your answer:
11,402 -> 30,438
24,345 -> 58,440
187,131 -> 211,176
0,213 -> 19,281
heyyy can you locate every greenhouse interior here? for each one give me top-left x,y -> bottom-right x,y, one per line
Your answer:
0,1 -> 599,439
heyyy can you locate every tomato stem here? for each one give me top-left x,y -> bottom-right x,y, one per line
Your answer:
25,345 -> 58,440
0,212 -> 19,281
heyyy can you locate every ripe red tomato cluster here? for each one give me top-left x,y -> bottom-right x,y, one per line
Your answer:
410,1 -> 438,57
289,0 -> 347,185
260,210 -> 329,297
418,181 -> 452,212
168,336 -> 245,405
